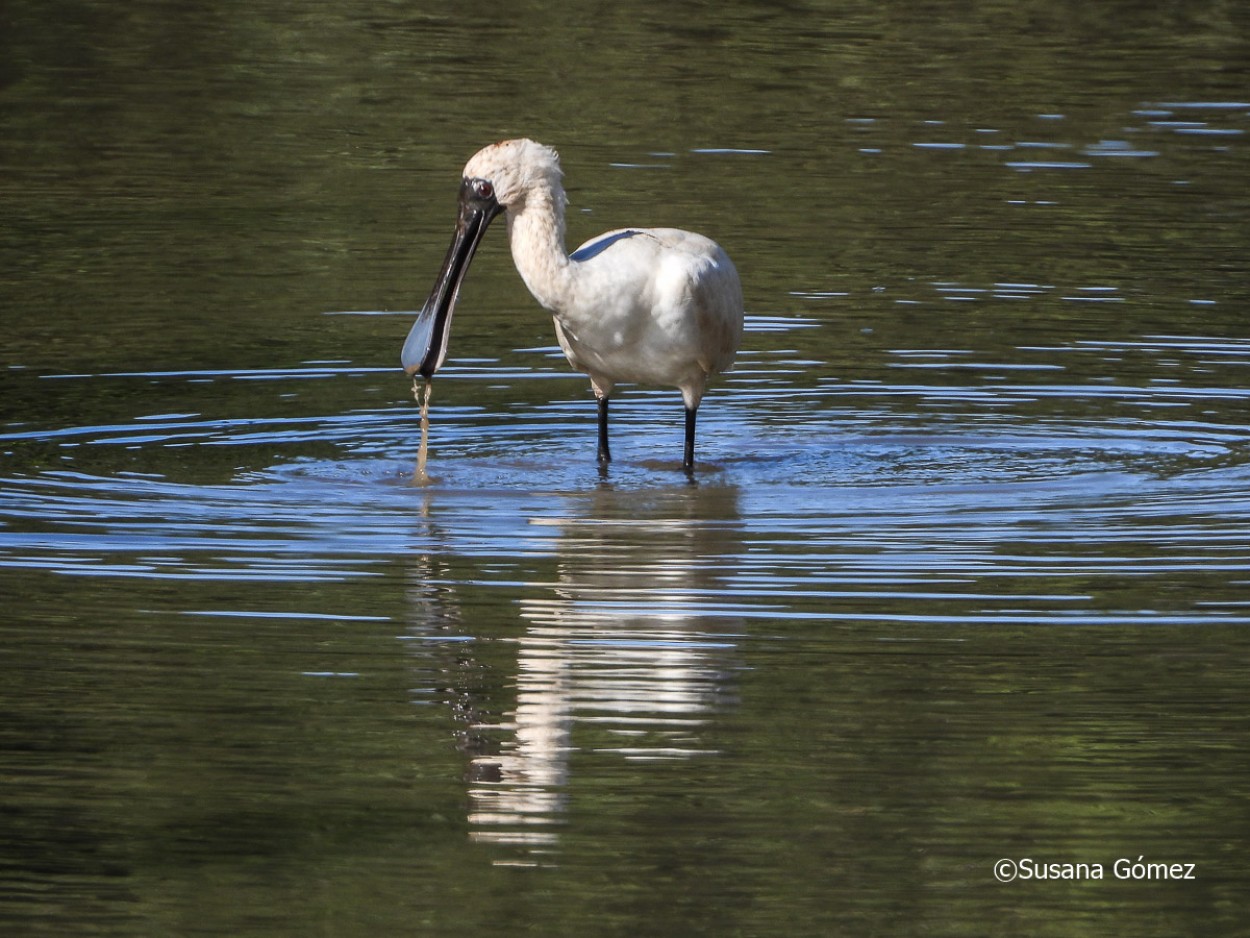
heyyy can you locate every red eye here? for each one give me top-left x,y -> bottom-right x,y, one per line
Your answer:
474,179 -> 494,199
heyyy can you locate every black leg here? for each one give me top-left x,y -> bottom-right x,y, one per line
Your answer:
683,406 -> 697,471
597,397 -> 611,464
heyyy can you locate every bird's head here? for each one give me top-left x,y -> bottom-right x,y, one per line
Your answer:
461,138 -> 563,211
401,139 -> 563,379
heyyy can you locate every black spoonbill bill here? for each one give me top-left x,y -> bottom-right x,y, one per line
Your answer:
401,138 -> 744,471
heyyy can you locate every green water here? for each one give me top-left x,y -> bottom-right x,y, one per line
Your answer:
2,1 -> 1249,935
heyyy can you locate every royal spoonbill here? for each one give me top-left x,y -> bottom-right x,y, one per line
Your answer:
401,138 -> 743,471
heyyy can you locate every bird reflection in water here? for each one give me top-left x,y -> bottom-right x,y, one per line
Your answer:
405,485 -> 744,859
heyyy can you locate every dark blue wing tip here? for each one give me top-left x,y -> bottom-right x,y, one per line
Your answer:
570,229 -> 641,263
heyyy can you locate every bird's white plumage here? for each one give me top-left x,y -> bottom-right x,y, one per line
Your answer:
462,139 -> 743,412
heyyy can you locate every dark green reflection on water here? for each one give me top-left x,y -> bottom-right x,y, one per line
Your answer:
2,0 -> 1249,935
3,0 -> 1246,377
11,542 -> 1247,936
3,568 -> 475,935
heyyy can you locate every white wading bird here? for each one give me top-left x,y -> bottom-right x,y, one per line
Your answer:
401,138 -> 744,471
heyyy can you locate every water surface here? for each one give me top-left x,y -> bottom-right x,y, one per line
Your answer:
2,1 -> 1249,934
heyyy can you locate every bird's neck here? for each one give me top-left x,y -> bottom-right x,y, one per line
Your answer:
505,184 -> 573,313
